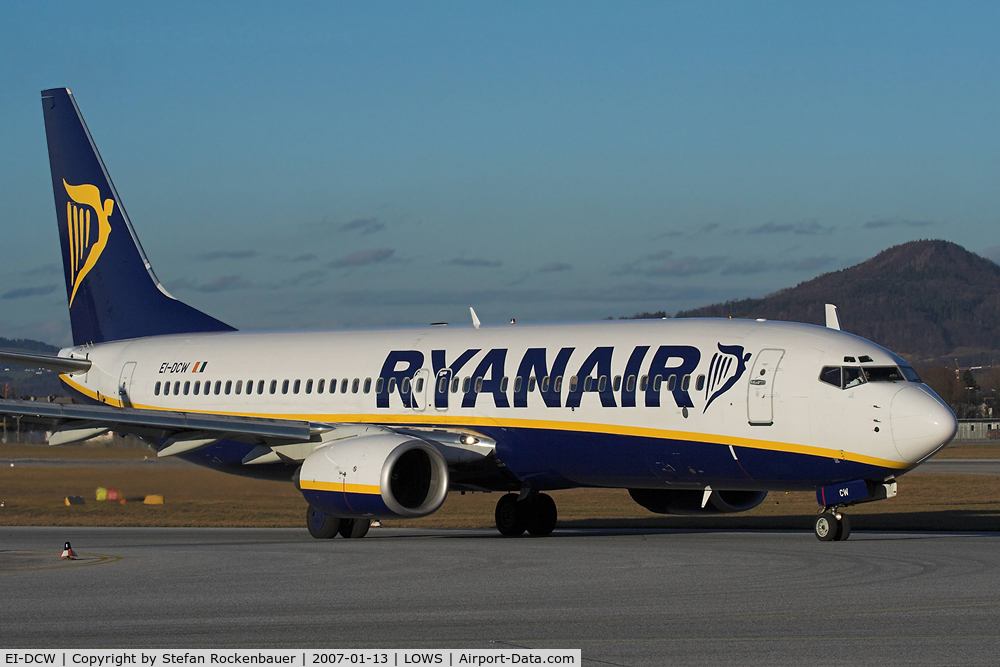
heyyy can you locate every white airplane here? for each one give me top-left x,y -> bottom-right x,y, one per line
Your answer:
0,88 -> 957,541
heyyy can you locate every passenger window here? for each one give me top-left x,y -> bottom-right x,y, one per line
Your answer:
401,377 -> 411,394
653,375 -> 662,392
451,377 -> 460,393
364,378 -> 372,393
388,378 -> 397,393
640,375 -> 648,391
463,377 -> 471,393
341,378 -> 349,394
352,378 -> 359,393
474,377 -> 483,393
584,376 -> 593,392
500,377 -> 508,392
413,378 -> 422,393
282,380 -> 289,394
695,375 -> 705,392
553,376 -> 562,392
305,379 -> 313,394
541,376 -> 550,392
843,367 -> 865,389
569,376 -> 578,392
681,375 -> 690,391
514,376 -> 522,393
376,378 -> 384,394
316,379 -> 324,394
626,375 -> 636,393
184,381 -> 191,395
819,366 -> 841,387
293,379 -> 300,394
155,381 -> 161,396
438,377 -> 449,394
174,382 -> 180,396
612,375 -> 621,392
235,380 -> 242,394
598,376 -> 607,392
194,381 -> 201,395
667,375 -> 676,392
270,380 -> 277,394
225,380 -> 232,395
163,381 -> 170,395
528,376 -> 536,392
258,380 -> 265,394
214,381 -> 222,395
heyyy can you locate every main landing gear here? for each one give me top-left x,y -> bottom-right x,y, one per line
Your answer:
494,492 -> 558,537
306,505 -> 371,539
814,509 -> 851,542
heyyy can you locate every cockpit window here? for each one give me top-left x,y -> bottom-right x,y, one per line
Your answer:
843,366 -> 866,389
900,365 -> 922,382
819,366 -> 841,387
863,366 -> 905,382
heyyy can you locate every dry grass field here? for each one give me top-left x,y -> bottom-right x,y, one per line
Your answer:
1,443 -> 998,531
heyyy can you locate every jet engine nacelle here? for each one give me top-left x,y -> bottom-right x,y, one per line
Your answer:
297,434 -> 449,520
628,488 -> 768,515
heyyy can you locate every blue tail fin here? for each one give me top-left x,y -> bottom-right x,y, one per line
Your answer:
41,88 -> 235,345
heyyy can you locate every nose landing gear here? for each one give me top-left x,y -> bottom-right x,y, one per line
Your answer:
814,509 -> 852,542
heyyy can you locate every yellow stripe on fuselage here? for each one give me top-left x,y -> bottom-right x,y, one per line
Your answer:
298,480 -> 382,495
60,375 -> 911,471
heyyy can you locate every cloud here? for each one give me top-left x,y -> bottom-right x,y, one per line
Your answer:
2,285 -> 57,300
22,263 -> 59,278
291,253 -> 317,262
339,218 -> 385,235
863,217 -> 935,229
444,257 -> 503,268
749,220 -> 833,235
538,261 -> 572,273
281,270 -> 328,288
789,255 -> 835,271
327,248 -> 395,268
722,260 -> 771,276
166,275 -> 250,293
196,250 -> 257,261
646,249 -> 674,261
196,275 -> 250,292
644,256 -> 726,277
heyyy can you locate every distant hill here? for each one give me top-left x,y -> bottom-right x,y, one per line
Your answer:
0,337 -> 59,355
673,240 -> 1000,365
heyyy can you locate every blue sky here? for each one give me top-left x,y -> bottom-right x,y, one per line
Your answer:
2,2 -> 1000,346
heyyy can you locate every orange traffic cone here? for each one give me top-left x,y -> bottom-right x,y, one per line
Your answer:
59,541 -> 79,560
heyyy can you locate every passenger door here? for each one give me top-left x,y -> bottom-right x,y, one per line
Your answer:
118,362 -> 137,408
747,349 -> 784,425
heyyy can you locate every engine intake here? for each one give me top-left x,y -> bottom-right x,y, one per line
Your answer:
298,434 -> 449,519
628,488 -> 767,515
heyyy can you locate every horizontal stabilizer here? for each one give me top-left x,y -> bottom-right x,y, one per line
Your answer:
0,350 -> 91,374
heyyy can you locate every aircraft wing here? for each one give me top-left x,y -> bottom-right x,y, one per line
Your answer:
0,398 -> 496,464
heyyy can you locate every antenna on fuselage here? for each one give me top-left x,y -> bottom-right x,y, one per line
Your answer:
825,304 -> 842,331
470,307 -> 481,329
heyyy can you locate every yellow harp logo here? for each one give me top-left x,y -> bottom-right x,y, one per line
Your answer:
63,179 -> 114,307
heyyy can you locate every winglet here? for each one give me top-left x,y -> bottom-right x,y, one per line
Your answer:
470,307 -> 481,329
825,304 -> 842,331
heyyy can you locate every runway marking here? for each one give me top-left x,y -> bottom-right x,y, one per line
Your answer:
0,551 -> 122,574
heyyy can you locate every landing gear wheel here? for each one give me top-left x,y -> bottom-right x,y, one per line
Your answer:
306,505 -> 341,539
495,493 -> 527,536
814,512 -> 838,541
338,518 -> 372,539
834,514 -> 852,541
526,493 -> 558,536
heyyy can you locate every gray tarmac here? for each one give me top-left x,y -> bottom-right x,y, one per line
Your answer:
2,527 -> 999,666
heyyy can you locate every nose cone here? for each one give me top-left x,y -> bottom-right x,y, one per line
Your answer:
890,385 -> 958,463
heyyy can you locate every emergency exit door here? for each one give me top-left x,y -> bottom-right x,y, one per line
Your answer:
747,349 -> 784,425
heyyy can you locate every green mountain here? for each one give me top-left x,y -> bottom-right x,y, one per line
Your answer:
674,240 -> 1000,365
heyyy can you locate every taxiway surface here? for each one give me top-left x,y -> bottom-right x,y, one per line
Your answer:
2,527 -> 998,665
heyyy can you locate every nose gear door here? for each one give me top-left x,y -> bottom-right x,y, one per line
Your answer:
747,349 -> 784,425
